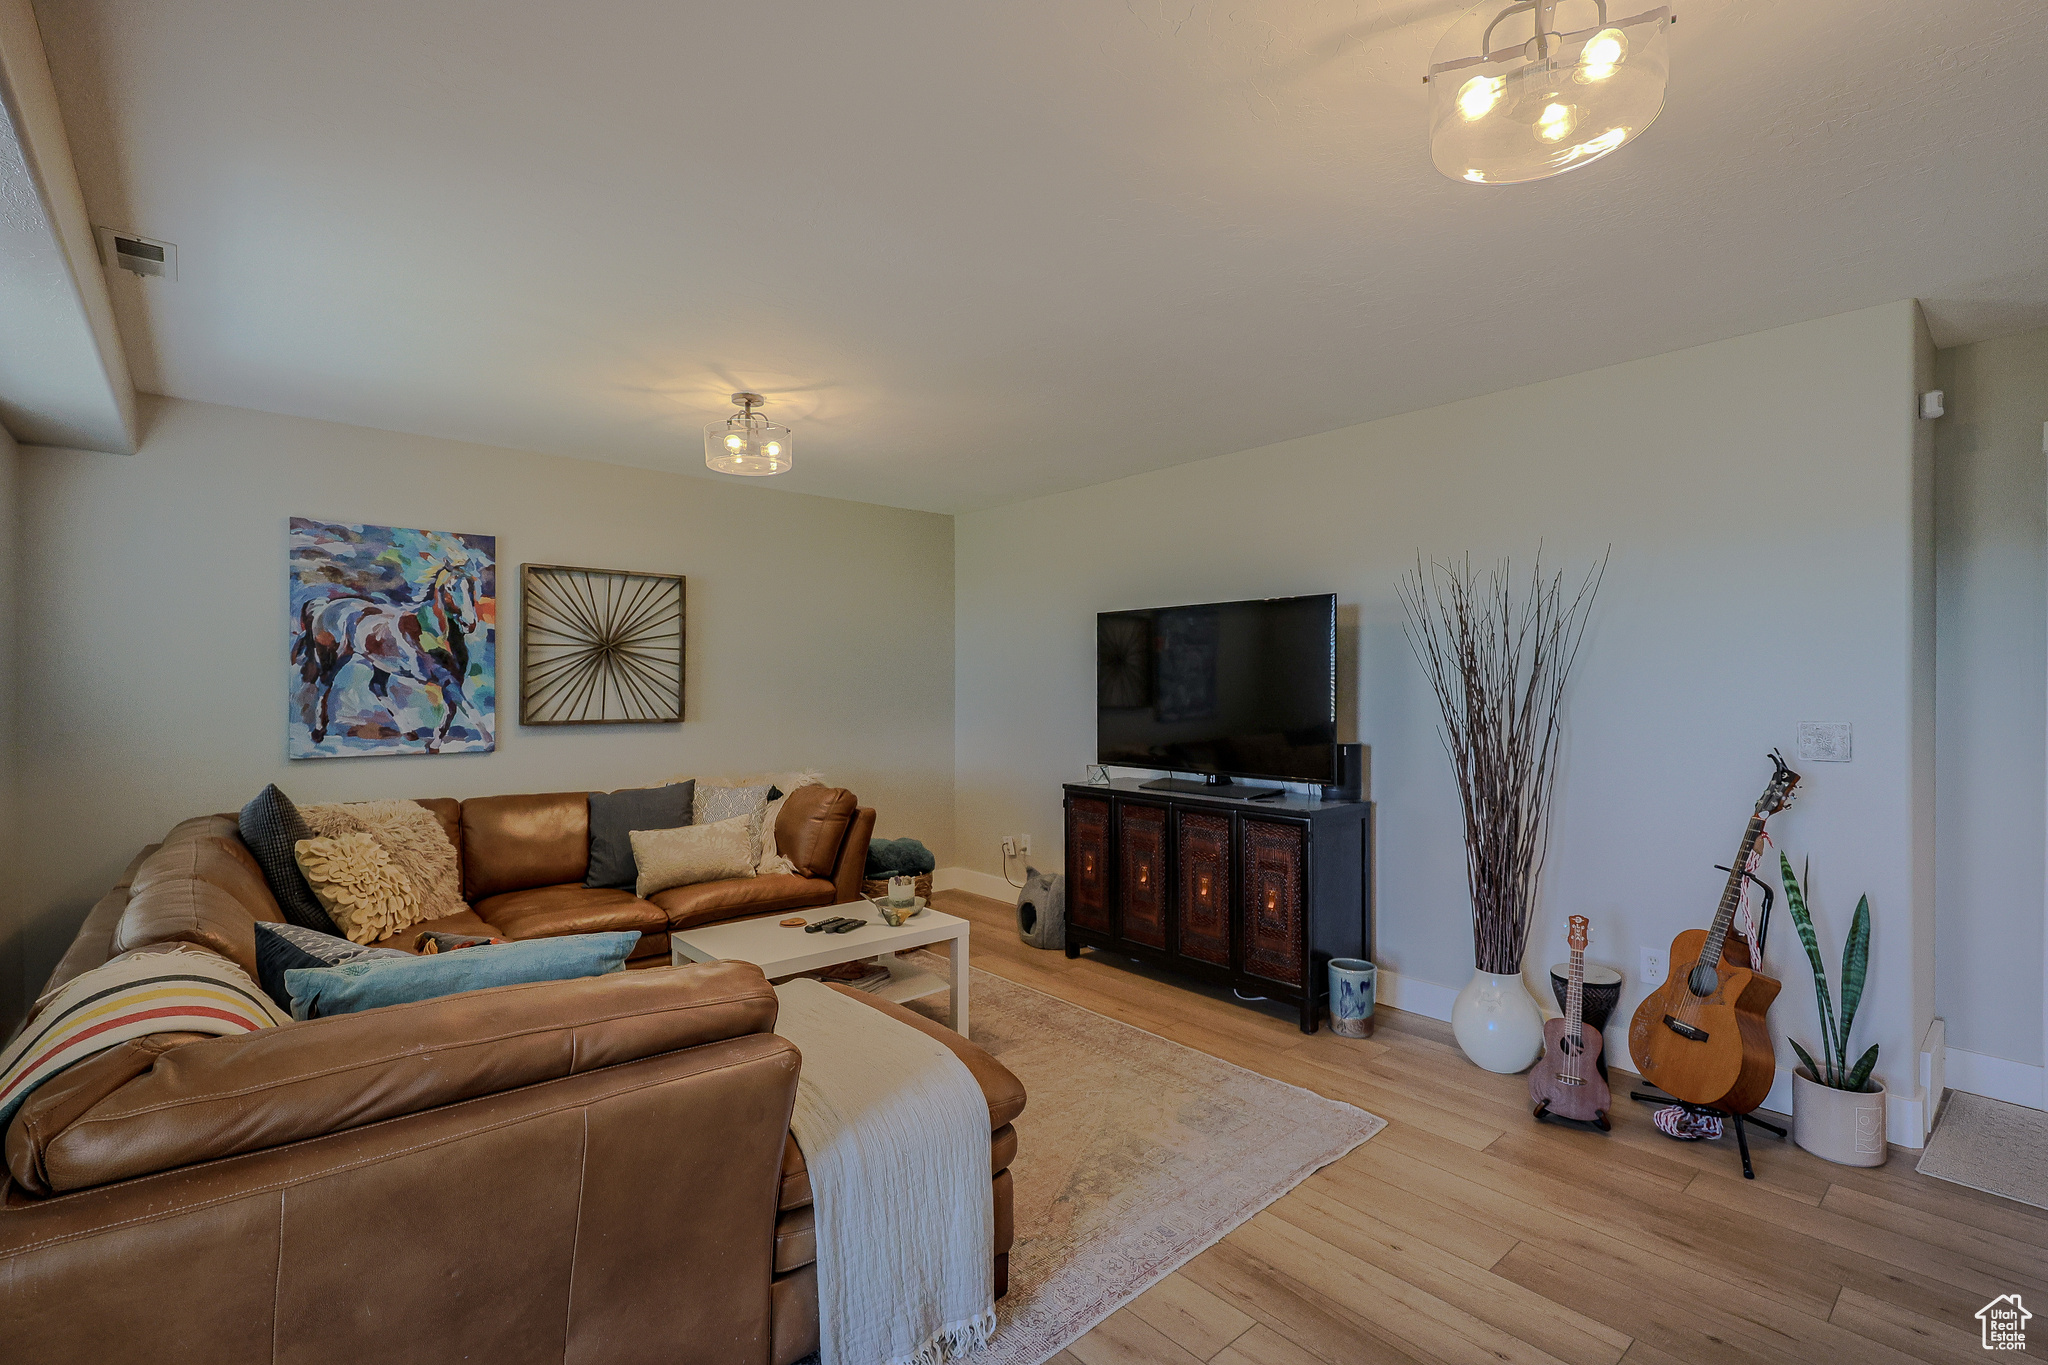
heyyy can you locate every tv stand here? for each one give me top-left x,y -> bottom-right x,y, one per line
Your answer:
1064,780 -> 1373,1033
1139,776 -> 1284,800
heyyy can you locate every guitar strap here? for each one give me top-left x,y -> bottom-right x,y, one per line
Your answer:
1733,827 -> 1775,967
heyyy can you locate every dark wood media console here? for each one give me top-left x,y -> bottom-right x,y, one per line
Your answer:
1061,779 -> 1373,1033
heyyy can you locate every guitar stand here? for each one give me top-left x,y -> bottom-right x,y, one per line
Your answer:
1630,1086 -> 1786,1179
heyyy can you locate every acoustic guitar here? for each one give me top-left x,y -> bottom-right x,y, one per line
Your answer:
1531,915 -> 1610,1127
1628,753 -> 1798,1114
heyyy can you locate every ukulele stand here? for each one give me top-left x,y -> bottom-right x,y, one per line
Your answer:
1629,1086 -> 1786,1179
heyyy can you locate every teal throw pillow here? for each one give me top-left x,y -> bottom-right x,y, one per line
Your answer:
284,931 -> 641,1020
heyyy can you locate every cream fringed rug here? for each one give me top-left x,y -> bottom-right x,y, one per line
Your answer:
894,963 -> 1385,1364
1917,1091 -> 2048,1210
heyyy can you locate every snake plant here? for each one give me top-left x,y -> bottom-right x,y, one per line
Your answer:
1778,853 -> 1879,1092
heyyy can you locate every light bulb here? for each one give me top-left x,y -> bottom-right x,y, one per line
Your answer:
725,433 -> 745,450
1536,101 -> 1576,142
1577,27 -> 1626,82
1456,74 -> 1502,121
763,441 -> 782,458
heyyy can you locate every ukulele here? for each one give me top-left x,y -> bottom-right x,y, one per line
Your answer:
1531,915 -> 1611,1128
1628,753 -> 1798,1114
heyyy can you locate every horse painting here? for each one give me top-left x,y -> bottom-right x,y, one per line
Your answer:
287,520 -> 496,758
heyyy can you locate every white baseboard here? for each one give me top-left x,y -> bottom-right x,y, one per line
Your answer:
1373,967 -> 1457,1023
1944,1047 -> 2047,1111
931,874 -> 1466,1026
932,866 -> 1020,902
920,894 -> 1973,1145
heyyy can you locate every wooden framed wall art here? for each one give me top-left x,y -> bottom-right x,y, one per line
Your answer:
519,564 -> 685,724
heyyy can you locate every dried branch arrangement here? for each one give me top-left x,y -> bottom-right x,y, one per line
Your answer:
1399,551 -> 1606,974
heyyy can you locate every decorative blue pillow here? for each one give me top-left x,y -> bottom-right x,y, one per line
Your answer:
585,782 -> 694,889
283,931 -> 641,1020
252,920 -> 410,1011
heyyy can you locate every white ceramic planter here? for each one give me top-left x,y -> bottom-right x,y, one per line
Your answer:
1791,1067 -> 1887,1166
1451,969 -> 1545,1073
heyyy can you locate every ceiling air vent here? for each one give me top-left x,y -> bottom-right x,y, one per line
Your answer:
96,227 -> 177,281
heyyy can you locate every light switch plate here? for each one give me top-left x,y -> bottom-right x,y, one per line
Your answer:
1797,721 -> 1853,762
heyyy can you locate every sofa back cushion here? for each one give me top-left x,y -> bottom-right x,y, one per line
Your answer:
113,876 -> 273,977
776,787 -> 857,881
129,817 -> 282,924
460,792 -> 590,900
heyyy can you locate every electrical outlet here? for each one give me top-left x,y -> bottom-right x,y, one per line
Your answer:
1641,946 -> 1667,988
1018,834 -> 1031,855
1001,837 -> 1016,858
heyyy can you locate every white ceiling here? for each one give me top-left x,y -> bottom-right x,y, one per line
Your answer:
31,0 -> 2048,513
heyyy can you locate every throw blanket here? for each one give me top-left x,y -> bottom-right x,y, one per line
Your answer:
773,980 -> 994,1365
865,836 -> 936,877
0,947 -> 289,1127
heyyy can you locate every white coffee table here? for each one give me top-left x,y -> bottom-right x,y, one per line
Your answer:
669,902 -> 971,1034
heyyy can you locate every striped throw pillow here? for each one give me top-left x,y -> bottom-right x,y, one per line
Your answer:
0,948 -> 290,1128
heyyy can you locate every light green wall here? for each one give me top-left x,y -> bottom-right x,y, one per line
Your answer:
1934,326 -> 2048,1068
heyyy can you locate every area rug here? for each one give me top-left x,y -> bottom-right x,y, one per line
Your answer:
1917,1090 -> 2048,1210
895,961 -> 1385,1364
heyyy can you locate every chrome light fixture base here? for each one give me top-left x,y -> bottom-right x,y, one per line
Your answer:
704,392 -> 794,476
1426,0 -> 1673,185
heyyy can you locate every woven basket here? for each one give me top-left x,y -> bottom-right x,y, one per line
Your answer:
861,872 -> 933,902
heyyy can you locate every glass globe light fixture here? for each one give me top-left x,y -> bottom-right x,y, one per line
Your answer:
704,392 -> 794,476
1426,1 -> 1673,185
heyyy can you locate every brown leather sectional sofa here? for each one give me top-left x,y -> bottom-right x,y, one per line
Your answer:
0,787 -> 1022,1365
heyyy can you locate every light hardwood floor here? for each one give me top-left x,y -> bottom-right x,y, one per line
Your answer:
930,890 -> 2045,1365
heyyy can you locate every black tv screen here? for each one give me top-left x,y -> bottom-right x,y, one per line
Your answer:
1097,594 -> 1338,785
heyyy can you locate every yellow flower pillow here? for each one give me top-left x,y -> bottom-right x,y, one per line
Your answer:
293,832 -> 428,945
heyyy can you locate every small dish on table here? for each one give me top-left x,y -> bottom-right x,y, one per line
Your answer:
869,896 -> 927,927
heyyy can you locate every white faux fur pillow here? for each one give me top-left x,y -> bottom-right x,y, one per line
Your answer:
756,794 -> 799,876
632,815 -> 759,898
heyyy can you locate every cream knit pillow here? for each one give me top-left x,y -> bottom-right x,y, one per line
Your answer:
293,832 -> 428,945
633,814 -> 759,898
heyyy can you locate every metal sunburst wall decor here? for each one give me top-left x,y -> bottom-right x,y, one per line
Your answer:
520,564 -> 685,725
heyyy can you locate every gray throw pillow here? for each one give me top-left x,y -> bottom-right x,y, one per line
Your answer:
251,920 -> 410,1011
586,781 -> 695,889
238,785 -> 342,936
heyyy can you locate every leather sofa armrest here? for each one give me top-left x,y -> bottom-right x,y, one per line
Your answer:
832,808 -> 876,906
7,961 -> 777,1196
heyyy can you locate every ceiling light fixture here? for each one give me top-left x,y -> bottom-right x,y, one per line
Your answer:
1425,1 -> 1673,185
704,392 -> 793,476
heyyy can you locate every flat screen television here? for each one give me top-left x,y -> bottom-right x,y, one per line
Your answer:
1096,593 -> 1338,789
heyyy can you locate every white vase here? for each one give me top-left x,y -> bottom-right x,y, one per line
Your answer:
1451,969 -> 1545,1073
1791,1068 -> 1888,1166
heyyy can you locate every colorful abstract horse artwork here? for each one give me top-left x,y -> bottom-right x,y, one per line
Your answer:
287,520 -> 497,758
